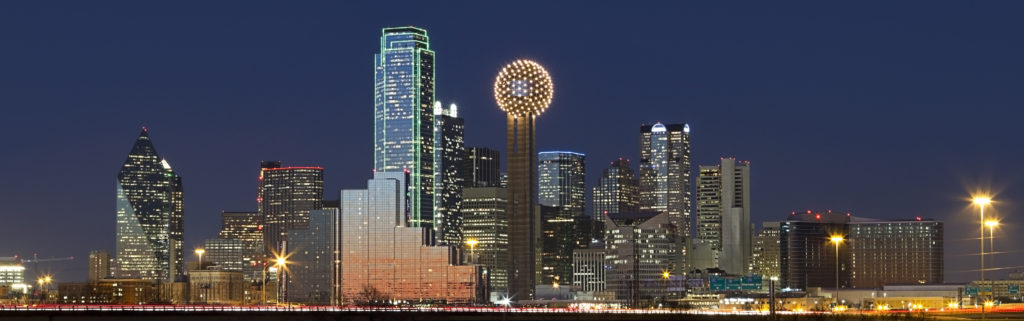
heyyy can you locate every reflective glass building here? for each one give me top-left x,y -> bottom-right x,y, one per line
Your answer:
340,172 -> 482,304
288,208 -> 340,304
537,151 -> 586,217
115,128 -> 184,281
373,26 -> 435,230
258,161 -> 324,256
433,101 -> 464,246
604,212 -> 679,307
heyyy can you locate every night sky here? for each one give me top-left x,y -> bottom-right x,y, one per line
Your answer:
2,1 -> 1022,283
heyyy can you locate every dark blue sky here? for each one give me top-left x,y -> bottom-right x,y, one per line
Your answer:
1,2 -> 1021,282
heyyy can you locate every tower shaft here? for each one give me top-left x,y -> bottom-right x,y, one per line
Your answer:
506,114 -> 540,300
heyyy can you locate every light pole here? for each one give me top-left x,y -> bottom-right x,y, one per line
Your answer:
275,256 -> 287,304
465,239 -> 478,264
770,276 -> 779,319
987,219 -> 999,310
973,196 -> 991,320
195,248 -> 205,270
830,235 -> 844,310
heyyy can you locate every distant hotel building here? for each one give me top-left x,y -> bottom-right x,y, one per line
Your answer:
461,187 -> 509,297
779,211 -> 943,290
592,158 -> 639,225
433,101 -> 465,246
374,26 -> 436,230
258,161 -> 323,256
462,147 -> 500,188
115,128 -> 184,281
696,157 -> 751,275
340,172 -> 483,304
638,123 -> 690,274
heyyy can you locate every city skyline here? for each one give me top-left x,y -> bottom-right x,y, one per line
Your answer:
1,1 -> 1022,286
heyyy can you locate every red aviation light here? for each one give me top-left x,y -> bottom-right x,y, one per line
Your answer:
815,214 -> 821,221
916,216 -> 922,221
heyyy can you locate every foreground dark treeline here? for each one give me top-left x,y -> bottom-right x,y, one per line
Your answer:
0,311 -> 939,321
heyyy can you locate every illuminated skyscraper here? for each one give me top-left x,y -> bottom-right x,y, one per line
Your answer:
340,172 -> 483,304
604,212 -> 679,306
638,122 -> 690,274
494,60 -> 554,300
463,147 -> 501,188
374,26 -> 435,230
258,161 -> 324,256
751,222 -> 781,281
537,151 -> 586,217
696,157 -> 751,275
433,101 -> 464,246
115,128 -> 184,281
217,211 -> 263,281
592,158 -> 639,224
461,187 -> 509,296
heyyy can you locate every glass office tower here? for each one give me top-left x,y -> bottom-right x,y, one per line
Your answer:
340,172 -> 482,304
638,122 -> 690,274
258,161 -> 323,256
433,101 -> 464,246
592,158 -> 639,224
373,26 -> 436,230
115,128 -> 184,281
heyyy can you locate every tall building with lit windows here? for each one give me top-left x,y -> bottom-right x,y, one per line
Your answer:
216,211 -> 263,281
461,187 -> 509,296
638,122 -> 690,274
696,157 -> 751,275
373,26 -> 435,230
433,101 -> 464,246
340,172 -> 483,304
288,208 -> 341,304
115,128 -> 184,282
258,161 -> 323,256
592,158 -> 639,224
537,151 -> 586,218
463,147 -> 501,188
751,222 -> 781,280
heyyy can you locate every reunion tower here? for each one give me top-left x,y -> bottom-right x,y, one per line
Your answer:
494,60 -> 554,300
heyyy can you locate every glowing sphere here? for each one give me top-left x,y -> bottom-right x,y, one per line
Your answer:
494,59 -> 554,117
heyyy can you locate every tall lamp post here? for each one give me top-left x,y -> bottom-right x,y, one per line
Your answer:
830,235 -> 844,310
973,196 -> 991,320
275,256 -> 287,305
987,220 -> 999,311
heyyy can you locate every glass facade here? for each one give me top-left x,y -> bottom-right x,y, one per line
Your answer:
780,211 -> 851,290
461,187 -> 509,295
341,172 -> 481,304
433,102 -> 464,246
638,123 -> 690,275
258,161 -> 324,256
288,208 -> 340,304
462,147 -> 500,188
572,249 -> 606,293
115,128 -> 184,281
537,151 -> 586,217
374,26 -> 435,230
592,158 -> 639,225
88,250 -> 111,282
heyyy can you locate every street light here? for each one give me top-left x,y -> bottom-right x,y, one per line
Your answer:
465,239 -> 478,264
830,235 -> 844,310
973,196 -> 991,320
36,275 -> 52,304
274,255 -> 288,304
195,248 -> 205,270
987,219 -> 999,312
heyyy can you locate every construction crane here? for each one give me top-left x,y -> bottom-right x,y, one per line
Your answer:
16,254 -> 75,285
